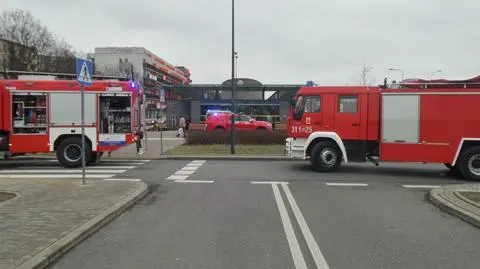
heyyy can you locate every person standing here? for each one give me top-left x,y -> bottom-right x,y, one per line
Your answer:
177,116 -> 186,137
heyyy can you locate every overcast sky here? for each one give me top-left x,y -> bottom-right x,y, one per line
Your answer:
1,0 -> 479,84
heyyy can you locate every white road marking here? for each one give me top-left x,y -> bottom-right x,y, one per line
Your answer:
0,174 -> 114,178
100,162 -> 147,166
24,166 -> 137,169
180,166 -> 199,171
272,183 -> 307,269
103,178 -> 141,182
175,170 -> 195,175
185,163 -> 204,167
166,175 -> 189,180
174,180 -> 214,184
0,169 -> 126,174
282,184 -> 330,269
251,181 -> 289,185
165,160 -> 206,181
325,182 -> 368,187
47,159 -> 151,163
402,185 -> 441,189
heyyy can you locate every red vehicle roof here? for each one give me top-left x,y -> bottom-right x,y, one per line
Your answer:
1,80 -> 140,93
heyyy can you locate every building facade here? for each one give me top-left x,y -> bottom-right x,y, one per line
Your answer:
91,47 -> 191,120
165,78 -> 302,126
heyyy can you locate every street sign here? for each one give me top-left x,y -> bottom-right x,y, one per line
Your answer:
75,57 -> 93,185
76,58 -> 93,86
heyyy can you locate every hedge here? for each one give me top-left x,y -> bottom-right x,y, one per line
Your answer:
185,129 -> 287,145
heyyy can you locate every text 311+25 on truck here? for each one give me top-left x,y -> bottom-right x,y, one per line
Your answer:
0,79 -> 144,167
285,76 -> 480,181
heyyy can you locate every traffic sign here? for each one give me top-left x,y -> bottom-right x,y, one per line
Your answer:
76,58 -> 93,86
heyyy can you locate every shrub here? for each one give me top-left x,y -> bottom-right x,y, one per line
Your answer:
185,129 -> 287,145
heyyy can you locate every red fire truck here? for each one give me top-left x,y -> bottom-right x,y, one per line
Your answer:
0,79 -> 143,167
285,76 -> 480,181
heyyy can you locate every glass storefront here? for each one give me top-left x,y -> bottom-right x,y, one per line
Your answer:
200,103 -> 280,123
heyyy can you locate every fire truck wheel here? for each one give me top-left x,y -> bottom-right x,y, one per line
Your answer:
310,141 -> 342,172
56,137 -> 92,168
458,146 -> 480,181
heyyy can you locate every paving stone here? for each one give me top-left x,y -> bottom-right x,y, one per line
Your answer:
0,179 -> 144,269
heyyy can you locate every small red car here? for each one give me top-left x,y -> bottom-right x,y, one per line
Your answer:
205,112 -> 273,132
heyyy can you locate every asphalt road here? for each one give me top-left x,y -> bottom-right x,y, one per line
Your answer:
42,159 -> 480,269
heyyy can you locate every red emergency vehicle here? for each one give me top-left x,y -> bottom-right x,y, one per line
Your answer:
204,110 -> 273,132
0,79 -> 143,167
285,76 -> 480,181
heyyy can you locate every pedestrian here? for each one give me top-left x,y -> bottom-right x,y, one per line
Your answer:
177,116 -> 186,138
185,117 -> 191,131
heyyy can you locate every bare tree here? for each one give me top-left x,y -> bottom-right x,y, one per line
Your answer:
358,63 -> 375,86
41,39 -> 76,73
0,9 -> 76,73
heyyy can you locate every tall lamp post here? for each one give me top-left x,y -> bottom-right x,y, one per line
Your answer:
388,68 -> 405,81
230,0 -> 236,154
234,52 -> 238,79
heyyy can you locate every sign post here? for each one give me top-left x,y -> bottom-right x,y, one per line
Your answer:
159,88 -> 165,155
76,58 -> 93,185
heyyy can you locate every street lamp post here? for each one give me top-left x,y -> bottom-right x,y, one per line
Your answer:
230,0 -> 236,154
234,52 -> 238,79
388,68 -> 405,81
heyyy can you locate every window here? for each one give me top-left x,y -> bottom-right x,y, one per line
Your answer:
293,96 -> 305,120
12,93 -> 48,134
234,115 -> 251,122
304,95 -> 321,113
338,95 -> 358,113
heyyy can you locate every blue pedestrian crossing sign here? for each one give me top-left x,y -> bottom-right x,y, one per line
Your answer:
76,58 -> 93,86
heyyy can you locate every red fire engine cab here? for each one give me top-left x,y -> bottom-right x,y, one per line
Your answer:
285,76 -> 480,181
0,79 -> 143,167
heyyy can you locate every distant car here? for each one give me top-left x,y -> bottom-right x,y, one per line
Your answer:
205,112 -> 273,132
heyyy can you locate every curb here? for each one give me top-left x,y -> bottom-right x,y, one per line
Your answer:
14,182 -> 149,269
429,188 -> 480,229
453,191 -> 480,208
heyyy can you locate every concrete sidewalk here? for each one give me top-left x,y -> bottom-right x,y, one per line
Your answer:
0,179 -> 148,269
430,184 -> 480,228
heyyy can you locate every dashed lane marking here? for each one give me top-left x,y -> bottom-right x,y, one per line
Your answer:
251,181 -> 289,185
174,180 -> 214,184
103,178 -> 142,182
325,182 -> 368,187
401,185 -> 441,189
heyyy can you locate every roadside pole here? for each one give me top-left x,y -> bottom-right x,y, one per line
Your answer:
159,88 -> 165,155
160,120 -> 163,154
76,57 -> 93,185
80,84 -> 85,184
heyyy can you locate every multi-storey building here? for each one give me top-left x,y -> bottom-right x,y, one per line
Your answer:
90,47 -> 191,120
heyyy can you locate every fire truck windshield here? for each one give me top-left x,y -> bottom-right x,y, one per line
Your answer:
293,95 -> 305,120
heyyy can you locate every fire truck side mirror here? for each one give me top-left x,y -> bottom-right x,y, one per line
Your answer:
290,97 -> 296,107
